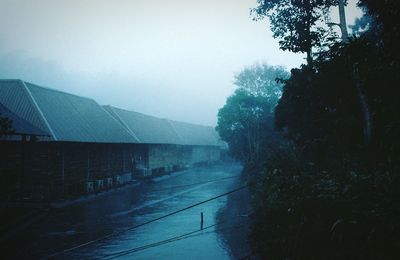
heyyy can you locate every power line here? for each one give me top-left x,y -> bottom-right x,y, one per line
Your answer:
101,221 -> 247,259
42,184 -> 248,259
58,175 -> 240,220
101,223 -> 220,259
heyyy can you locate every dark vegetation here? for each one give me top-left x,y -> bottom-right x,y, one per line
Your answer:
0,113 -> 13,137
217,0 -> 400,258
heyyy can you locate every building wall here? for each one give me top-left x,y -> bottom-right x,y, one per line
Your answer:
0,141 -> 147,202
190,146 -> 221,166
0,141 -> 222,203
0,141 -> 58,202
147,144 -> 221,175
147,144 -> 187,176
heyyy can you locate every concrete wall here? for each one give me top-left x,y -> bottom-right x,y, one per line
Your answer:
147,144 -> 187,176
190,146 -> 221,166
146,145 -> 221,175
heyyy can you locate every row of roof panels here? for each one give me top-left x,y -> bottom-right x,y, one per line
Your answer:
0,102 -> 48,136
103,106 -> 220,146
0,79 -> 221,146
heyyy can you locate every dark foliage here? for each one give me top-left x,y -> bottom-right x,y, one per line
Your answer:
252,0 -> 339,64
275,57 -> 364,166
250,144 -> 400,259
247,0 -> 400,259
0,113 -> 13,137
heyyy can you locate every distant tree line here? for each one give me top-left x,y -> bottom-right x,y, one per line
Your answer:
217,0 -> 400,258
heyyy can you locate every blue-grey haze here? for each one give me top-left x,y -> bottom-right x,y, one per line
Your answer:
0,0 -> 362,126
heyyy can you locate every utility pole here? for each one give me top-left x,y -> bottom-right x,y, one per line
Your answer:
338,0 -> 348,42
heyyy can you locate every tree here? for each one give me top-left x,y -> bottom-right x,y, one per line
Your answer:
338,0 -> 348,41
0,114 -> 13,137
348,14 -> 372,36
326,0 -> 349,41
249,1 -> 400,258
217,89 -> 272,164
275,55 -> 365,164
252,0 -> 338,65
234,63 -> 289,105
216,63 -> 288,165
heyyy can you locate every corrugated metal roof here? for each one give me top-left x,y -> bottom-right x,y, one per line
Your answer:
104,105 -> 220,146
0,80 -> 137,143
0,102 -> 49,136
0,79 -> 222,145
0,80 -> 51,135
104,105 -> 182,144
168,120 -> 220,146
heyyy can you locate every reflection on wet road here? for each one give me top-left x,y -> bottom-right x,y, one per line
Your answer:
5,164 -> 250,259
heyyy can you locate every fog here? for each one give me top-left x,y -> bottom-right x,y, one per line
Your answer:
0,0 -> 361,126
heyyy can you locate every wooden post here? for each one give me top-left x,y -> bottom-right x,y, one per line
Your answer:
200,212 -> 204,230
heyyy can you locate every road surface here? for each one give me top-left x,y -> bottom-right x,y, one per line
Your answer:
2,163 -> 252,259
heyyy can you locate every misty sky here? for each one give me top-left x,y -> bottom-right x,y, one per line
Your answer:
0,0 -> 362,126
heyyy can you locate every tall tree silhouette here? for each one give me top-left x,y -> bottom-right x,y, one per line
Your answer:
252,0 -> 338,65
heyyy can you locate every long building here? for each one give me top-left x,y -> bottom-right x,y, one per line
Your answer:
104,106 -> 221,175
0,79 -> 222,203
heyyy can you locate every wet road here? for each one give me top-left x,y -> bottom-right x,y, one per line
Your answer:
4,163 -> 250,259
